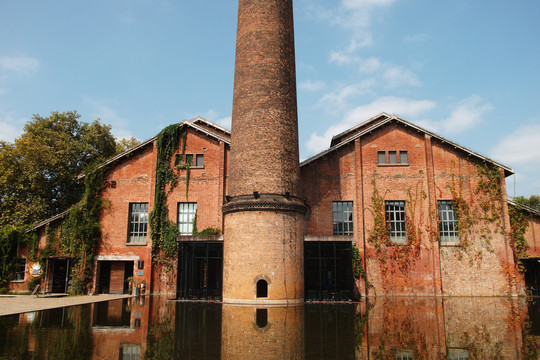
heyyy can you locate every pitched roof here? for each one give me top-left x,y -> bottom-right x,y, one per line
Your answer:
300,112 -> 514,177
78,117 -> 230,179
508,200 -> 540,217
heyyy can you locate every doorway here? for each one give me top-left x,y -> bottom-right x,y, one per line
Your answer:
46,258 -> 71,293
304,242 -> 353,301
177,242 -> 223,300
522,258 -> 540,296
97,261 -> 134,294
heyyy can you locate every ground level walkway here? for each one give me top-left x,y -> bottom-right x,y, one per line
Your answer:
0,294 -> 132,316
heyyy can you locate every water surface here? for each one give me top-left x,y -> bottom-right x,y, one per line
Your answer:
1,296 -> 538,359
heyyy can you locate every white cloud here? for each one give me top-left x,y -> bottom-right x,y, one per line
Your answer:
317,80 -> 376,111
0,111 -> 28,142
416,95 -> 493,135
203,109 -> 231,129
383,65 -> 421,88
0,56 -> 40,73
306,96 -> 435,154
299,80 -> 325,92
489,122 -> 540,166
84,96 -> 133,140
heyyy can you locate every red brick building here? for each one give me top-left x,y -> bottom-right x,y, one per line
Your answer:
8,113 -> 540,298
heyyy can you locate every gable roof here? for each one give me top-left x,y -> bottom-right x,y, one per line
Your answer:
508,199 -> 540,217
78,117 -> 230,179
300,112 -> 514,177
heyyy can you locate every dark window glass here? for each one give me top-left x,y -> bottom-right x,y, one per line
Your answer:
388,151 -> 397,163
400,151 -> 408,164
378,151 -> 386,164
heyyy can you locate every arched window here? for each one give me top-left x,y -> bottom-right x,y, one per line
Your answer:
256,279 -> 268,298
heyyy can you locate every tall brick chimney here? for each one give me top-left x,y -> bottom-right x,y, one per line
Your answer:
222,0 -> 307,304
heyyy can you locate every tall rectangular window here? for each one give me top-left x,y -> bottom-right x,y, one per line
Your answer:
438,200 -> 460,244
333,201 -> 354,235
385,201 -> 407,244
178,202 -> 197,235
195,154 -> 204,167
399,151 -> 408,164
12,258 -> 26,281
378,151 -> 386,164
128,203 -> 148,243
388,151 -> 397,164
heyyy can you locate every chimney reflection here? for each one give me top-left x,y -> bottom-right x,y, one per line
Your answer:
221,304 -> 305,360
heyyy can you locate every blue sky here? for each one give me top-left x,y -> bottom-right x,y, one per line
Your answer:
1,0 -> 539,197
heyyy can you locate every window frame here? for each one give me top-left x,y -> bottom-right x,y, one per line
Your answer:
438,200 -> 460,245
332,201 -> 354,235
178,202 -> 198,235
377,150 -> 409,166
12,258 -> 26,282
127,202 -> 148,244
175,153 -> 204,168
385,200 -> 407,244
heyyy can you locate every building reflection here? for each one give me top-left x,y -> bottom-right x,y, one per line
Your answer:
221,304 -> 304,360
0,296 -> 538,359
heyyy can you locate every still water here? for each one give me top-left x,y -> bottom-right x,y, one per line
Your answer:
0,296 -> 538,359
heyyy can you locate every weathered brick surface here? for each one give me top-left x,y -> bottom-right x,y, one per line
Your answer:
301,121 -> 520,296
221,305 -> 304,360
223,0 -> 305,303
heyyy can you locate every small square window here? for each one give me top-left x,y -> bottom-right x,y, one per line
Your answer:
195,154 -> 204,167
388,151 -> 397,164
378,151 -> 386,164
185,154 -> 193,166
399,151 -> 408,164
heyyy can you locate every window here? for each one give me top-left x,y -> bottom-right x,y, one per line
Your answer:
400,151 -> 408,164
128,203 -> 148,243
175,153 -> 204,168
378,151 -> 386,164
438,201 -> 460,244
389,151 -> 397,163
447,348 -> 469,360
256,280 -> 268,298
377,150 -> 408,165
12,258 -> 26,281
196,154 -> 204,167
395,350 -> 415,360
386,201 -> 407,244
333,201 -> 354,235
119,344 -> 141,360
178,202 -> 197,235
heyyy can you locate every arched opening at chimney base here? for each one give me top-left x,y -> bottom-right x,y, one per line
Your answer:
256,279 -> 268,298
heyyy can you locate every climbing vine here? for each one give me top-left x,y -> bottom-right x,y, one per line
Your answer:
38,165 -> 108,294
367,179 -> 424,281
149,124 -> 186,259
508,204 -> 530,271
445,160 -> 504,262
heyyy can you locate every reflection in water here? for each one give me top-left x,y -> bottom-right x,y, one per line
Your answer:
0,296 -> 538,359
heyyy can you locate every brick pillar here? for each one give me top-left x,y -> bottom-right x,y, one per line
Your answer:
222,0 -> 307,304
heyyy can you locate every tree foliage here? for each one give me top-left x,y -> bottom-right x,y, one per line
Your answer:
513,195 -> 540,211
116,136 -> 142,154
0,111 -> 117,226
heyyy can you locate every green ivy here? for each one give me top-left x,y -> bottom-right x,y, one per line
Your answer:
0,225 -> 29,290
508,203 -> 530,271
39,165 -> 107,294
149,124 -> 187,258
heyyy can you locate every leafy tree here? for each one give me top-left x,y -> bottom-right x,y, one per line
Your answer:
513,195 -> 540,211
116,136 -> 142,154
0,111 -> 116,226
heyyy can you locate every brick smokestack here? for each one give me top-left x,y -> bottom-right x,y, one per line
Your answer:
222,0 -> 307,304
